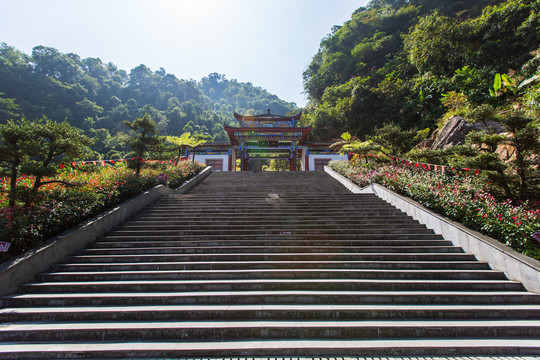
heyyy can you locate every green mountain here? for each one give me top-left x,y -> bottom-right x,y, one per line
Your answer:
0,44 -> 297,151
199,73 -> 298,119
302,0 -> 539,140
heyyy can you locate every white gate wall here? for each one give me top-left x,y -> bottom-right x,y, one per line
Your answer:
308,154 -> 347,171
194,154 -> 229,171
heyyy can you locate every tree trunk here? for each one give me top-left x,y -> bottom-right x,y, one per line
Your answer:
514,146 -> 527,198
174,148 -> 181,167
8,161 -> 19,207
496,168 -> 514,201
26,153 -> 53,207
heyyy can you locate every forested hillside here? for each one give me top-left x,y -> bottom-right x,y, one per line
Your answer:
2,0 -> 540,150
0,44 -> 297,156
199,73 -> 298,119
302,0 -> 540,139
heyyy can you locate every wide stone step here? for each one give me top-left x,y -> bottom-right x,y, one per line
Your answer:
170,202 -> 380,207
90,239 -> 454,248
150,204 -> 395,212
185,190 -> 354,195
4,170 -> 537,357
165,201 -> 388,207
36,269 -> 506,282
188,184 -> 349,189
2,304 -> 539,322
159,197 -> 390,203
4,291 -> 539,308
50,260 -> 493,272
136,212 -> 409,219
65,252 -> 478,263
80,245 -> 463,255
191,186 -> 349,190
2,339 -> 540,358
1,320 -> 539,342
112,223 -> 431,232
131,213 -> 415,221
119,218 -> 418,226
169,193 -> 375,199
152,200 -> 395,205
140,207 -> 401,213
19,279 -> 525,293
98,234 -> 446,241
106,227 -> 437,235
155,196 -> 391,202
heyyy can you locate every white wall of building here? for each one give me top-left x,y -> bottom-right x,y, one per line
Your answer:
308,153 -> 348,171
194,154 -> 229,171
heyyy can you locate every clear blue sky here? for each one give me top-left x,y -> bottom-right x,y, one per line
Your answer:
1,0 -> 369,107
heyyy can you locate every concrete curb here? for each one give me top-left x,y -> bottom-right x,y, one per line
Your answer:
0,166 -> 212,297
325,165 -> 540,294
175,165 -> 212,194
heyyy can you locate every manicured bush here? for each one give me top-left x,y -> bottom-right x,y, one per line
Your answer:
0,160 -> 205,260
330,160 -> 540,259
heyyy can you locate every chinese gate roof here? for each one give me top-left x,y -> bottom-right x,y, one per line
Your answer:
233,110 -> 302,122
224,125 -> 312,146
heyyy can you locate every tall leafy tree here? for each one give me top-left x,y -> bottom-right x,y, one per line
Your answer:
19,117 -> 94,206
0,93 -> 21,122
0,119 -> 36,206
123,114 -> 164,175
166,133 -> 206,165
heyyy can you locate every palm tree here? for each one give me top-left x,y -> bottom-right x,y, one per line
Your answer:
166,133 -> 207,165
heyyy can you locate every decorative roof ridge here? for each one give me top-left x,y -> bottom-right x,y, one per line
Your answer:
233,109 -> 302,121
224,124 -> 312,130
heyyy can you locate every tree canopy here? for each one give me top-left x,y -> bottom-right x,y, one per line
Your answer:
0,45 -> 297,157
302,0 -> 540,140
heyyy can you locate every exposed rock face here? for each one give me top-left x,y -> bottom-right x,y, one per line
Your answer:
472,120 -> 504,133
430,116 -> 504,150
496,135 -> 516,161
430,116 -> 469,149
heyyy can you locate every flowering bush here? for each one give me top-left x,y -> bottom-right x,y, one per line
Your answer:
0,160 -> 205,260
330,160 -> 540,259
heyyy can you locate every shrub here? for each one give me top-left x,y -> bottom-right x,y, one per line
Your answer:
0,160 -> 205,260
330,160 -> 540,259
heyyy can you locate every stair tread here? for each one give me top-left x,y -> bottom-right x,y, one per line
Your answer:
26,279 -> 520,285
1,339 -> 540,357
4,304 -> 540,314
4,171 -> 538,356
3,320 -> 540,331
40,269 -> 503,275
71,252 -> 471,257
7,290 -> 536,299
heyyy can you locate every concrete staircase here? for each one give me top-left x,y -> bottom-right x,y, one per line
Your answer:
1,171 -> 539,358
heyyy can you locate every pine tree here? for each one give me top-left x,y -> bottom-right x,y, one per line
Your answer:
123,114 -> 164,175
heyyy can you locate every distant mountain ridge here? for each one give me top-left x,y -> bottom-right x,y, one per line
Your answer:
0,44 -> 298,145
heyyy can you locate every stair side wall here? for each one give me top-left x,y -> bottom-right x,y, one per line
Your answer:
0,167 -> 212,297
325,165 -> 540,293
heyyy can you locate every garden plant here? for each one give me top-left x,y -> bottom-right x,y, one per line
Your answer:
0,156 -> 204,261
330,158 -> 540,260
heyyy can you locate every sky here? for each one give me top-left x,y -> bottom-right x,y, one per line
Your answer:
0,0 -> 369,107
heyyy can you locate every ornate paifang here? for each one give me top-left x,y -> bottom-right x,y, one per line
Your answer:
193,110 -> 344,171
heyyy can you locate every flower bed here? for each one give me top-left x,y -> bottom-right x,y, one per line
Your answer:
0,161 -> 205,260
330,160 -> 540,259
